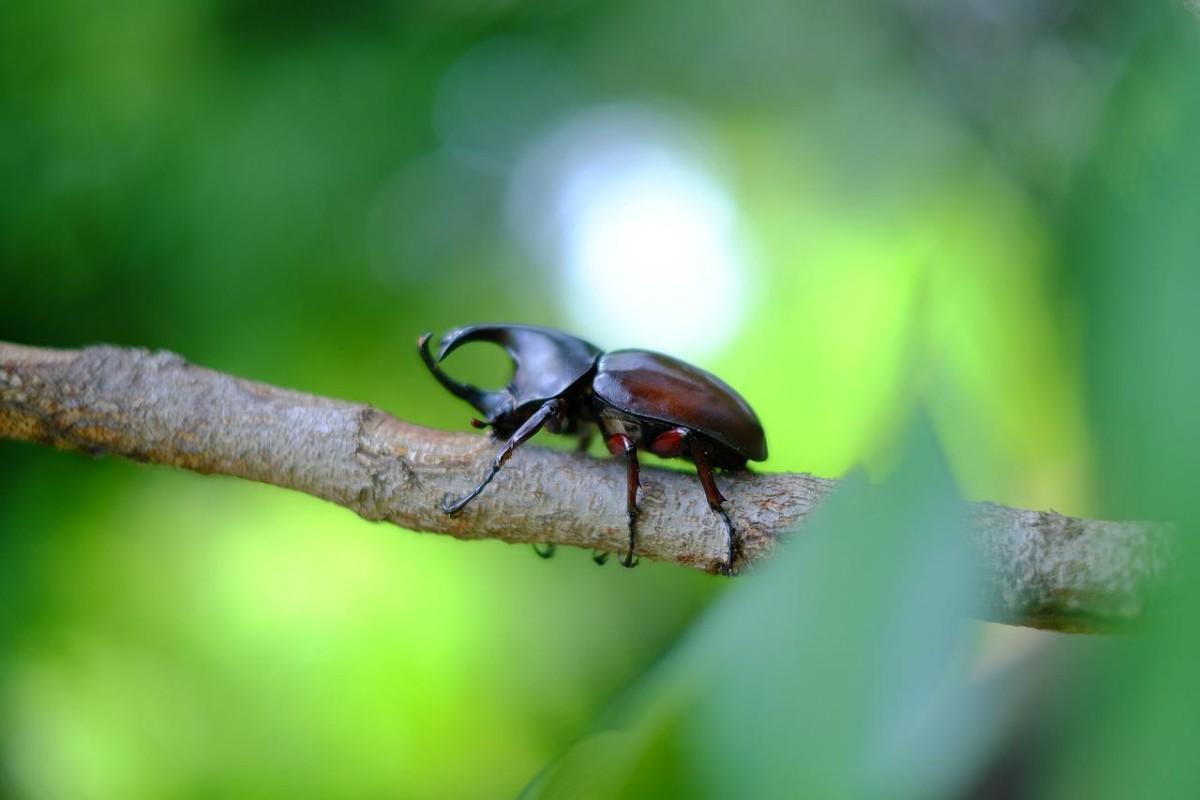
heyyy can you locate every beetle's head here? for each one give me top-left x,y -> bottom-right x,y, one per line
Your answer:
418,324 -> 602,432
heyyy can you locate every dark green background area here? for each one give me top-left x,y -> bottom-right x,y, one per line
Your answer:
3,1 -> 1198,797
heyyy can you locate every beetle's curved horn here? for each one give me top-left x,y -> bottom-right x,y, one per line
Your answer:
417,332 -> 508,421
420,325 -> 602,422
432,324 -> 556,364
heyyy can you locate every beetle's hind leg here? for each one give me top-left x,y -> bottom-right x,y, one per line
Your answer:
605,433 -> 641,568
689,439 -> 739,576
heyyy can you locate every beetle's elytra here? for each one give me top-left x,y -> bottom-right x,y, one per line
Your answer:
418,324 -> 767,574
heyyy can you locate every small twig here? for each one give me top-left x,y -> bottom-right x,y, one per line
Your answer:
0,341 -> 1174,633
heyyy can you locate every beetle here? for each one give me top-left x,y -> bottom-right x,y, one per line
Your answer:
417,324 -> 767,574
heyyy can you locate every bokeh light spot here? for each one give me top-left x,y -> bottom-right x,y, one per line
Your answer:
507,107 -> 750,359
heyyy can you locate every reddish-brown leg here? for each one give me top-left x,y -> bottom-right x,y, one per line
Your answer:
689,438 -> 737,575
605,433 -> 641,567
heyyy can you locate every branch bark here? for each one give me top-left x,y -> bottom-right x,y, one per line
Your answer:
0,341 -> 1174,633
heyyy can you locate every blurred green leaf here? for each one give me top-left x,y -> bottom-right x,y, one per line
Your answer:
1046,11 -> 1200,799
529,421 -> 1018,799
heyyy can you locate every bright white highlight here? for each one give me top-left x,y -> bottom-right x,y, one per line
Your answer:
507,108 -> 749,359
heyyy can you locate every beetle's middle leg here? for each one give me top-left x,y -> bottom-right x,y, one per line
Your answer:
605,433 -> 641,568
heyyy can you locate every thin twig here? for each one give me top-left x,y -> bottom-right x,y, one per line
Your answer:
0,341 -> 1174,633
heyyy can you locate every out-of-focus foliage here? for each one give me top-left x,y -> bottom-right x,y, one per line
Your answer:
1,0 -> 1197,797
526,425 -> 1001,799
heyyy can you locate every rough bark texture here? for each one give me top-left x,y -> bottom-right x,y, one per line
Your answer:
0,341 -> 1175,633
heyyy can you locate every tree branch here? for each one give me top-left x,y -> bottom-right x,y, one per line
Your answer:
0,341 -> 1174,633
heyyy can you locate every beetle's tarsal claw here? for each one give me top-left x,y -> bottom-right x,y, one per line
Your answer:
533,543 -> 556,559
440,492 -> 465,515
470,418 -> 489,429
592,550 -> 610,566
622,508 -> 639,569
714,506 -> 738,576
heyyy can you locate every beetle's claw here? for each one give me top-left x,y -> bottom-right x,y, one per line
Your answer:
714,506 -> 738,576
533,542 -> 556,559
621,510 -> 639,568
440,493 -> 464,515
592,549 -> 610,566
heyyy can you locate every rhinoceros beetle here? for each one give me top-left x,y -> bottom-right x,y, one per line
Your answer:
418,324 -> 767,573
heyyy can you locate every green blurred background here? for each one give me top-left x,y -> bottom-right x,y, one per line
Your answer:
2,1 -> 1198,797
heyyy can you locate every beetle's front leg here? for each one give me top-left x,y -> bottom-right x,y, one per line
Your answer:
605,433 -> 640,568
442,398 -> 563,515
